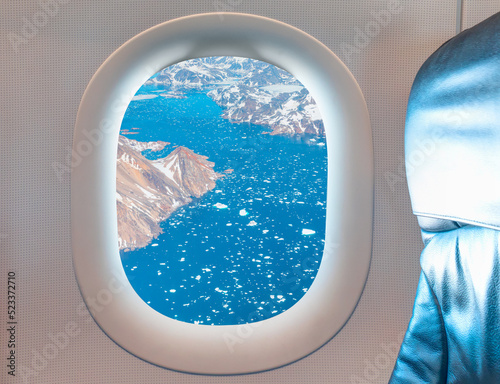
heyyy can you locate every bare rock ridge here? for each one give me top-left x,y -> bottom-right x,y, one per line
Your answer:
117,135 -> 223,251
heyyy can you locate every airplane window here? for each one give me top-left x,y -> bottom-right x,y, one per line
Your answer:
117,56 -> 327,325
72,13 -> 372,374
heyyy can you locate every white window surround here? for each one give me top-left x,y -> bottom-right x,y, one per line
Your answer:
71,12 -> 373,374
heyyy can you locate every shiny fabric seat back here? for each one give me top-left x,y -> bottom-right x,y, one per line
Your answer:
390,12 -> 500,384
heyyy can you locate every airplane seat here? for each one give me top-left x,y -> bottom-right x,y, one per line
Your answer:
389,12 -> 500,383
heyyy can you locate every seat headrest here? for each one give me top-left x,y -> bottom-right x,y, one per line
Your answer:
406,12 -> 500,232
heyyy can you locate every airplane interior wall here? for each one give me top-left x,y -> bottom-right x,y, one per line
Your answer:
0,1 -> 498,383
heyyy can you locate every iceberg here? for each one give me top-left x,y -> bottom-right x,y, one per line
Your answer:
302,229 -> 316,235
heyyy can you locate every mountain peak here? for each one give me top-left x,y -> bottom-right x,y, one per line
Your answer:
171,145 -> 192,155
116,136 -> 223,251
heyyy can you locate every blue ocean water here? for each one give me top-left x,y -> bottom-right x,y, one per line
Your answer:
120,87 -> 327,325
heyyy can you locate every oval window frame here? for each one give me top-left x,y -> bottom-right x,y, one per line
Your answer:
72,12 -> 373,374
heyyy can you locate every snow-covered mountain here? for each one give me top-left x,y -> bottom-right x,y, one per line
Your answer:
152,146 -> 222,199
116,136 -> 223,251
145,56 -> 300,90
119,135 -> 169,152
208,85 -> 324,136
144,56 -> 323,136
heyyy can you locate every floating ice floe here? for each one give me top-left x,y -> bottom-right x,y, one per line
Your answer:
262,229 -> 269,234
213,203 -> 228,209
239,209 -> 248,216
247,220 -> 257,226
302,229 -> 316,235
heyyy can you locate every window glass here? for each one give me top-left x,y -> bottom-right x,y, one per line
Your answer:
117,56 -> 327,325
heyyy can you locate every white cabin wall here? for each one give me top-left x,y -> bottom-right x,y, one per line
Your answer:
463,0 -> 500,29
0,1 -> 497,383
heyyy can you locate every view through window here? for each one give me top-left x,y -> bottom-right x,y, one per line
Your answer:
117,56 -> 327,325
